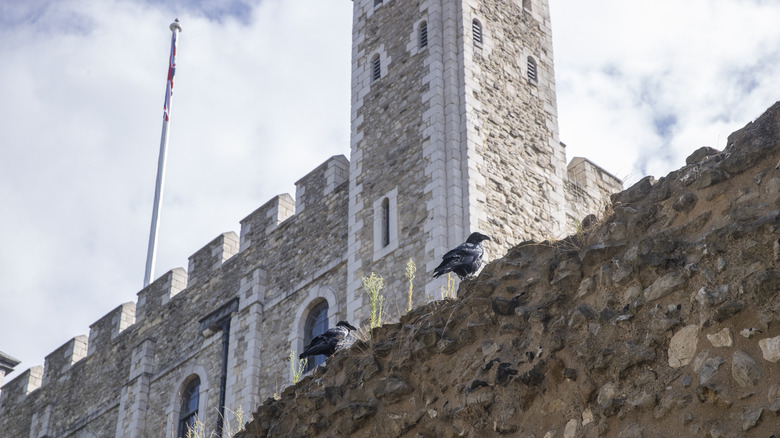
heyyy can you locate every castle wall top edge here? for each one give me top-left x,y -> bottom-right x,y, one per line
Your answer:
567,156 -> 622,184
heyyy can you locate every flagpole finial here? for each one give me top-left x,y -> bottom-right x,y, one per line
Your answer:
170,19 -> 182,32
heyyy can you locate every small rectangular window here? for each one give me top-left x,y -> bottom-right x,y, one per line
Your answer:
527,57 -> 537,82
419,22 -> 428,48
472,19 -> 482,47
374,0 -> 382,6
381,198 -> 390,247
372,55 -> 381,81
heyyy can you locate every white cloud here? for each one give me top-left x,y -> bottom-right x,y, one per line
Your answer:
1,0 -> 779,386
552,0 -> 780,184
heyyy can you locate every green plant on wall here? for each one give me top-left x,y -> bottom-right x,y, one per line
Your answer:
405,258 -> 416,312
289,350 -> 307,385
440,273 -> 456,300
362,272 -> 385,329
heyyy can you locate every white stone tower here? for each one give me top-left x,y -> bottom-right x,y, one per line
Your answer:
345,0 -> 578,323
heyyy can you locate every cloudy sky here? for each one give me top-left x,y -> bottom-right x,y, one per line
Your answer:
1,0 -> 779,384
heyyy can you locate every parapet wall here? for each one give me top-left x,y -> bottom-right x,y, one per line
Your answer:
0,154 -> 352,421
565,156 -> 623,233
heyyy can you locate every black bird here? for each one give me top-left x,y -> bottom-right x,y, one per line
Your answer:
299,321 -> 358,359
433,232 -> 492,280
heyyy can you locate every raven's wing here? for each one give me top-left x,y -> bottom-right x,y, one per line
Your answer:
444,243 -> 480,264
300,333 -> 334,358
434,243 -> 481,277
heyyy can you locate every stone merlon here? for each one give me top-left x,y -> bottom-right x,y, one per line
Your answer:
42,336 -> 87,387
87,302 -> 136,357
239,193 -> 296,252
136,267 -> 187,324
187,231 -> 239,287
295,155 -> 350,213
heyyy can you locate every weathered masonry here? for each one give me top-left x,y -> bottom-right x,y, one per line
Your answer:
0,1 -> 620,437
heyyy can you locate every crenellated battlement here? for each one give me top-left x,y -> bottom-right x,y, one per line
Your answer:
187,231 -> 239,287
42,336 -> 87,388
239,194 -> 296,252
136,267 -> 187,324
0,366 -> 42,411
87,302 -> 136,357
0,154 -> 355,408
294,155 -> 349,213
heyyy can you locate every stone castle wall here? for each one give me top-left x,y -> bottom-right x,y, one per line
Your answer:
464,0 -> 569,250
0,155 -> 355,438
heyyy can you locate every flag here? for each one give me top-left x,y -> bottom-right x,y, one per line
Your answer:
163,20 -> 180,122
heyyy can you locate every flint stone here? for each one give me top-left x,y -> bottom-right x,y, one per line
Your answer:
695,285 -> 729,307
581,408 -> 594,426
758,335 -> 780,362
597,382 -> 617,408
654,393 -> 692,419
630,392 -> 657,412
672,192 -> 698,213
645,270 -> 688,302
492,296 -> 521,315
668,325 -> 700,368
706,328 -> 733,348
768,384 -> 780,401
374,377 -> 413,404
742,407 -> 763,432
551,258 -> 583,287
563,419 -> 577,438
713,301 -> 744,322
732,350 -> 763,388
721,102 -> 780,174
612,176 -> 654,204
576,276 -> 595,298
693,169 -> 727,189
465,386 -> 494,408
686,146 -> 721,165
699,356 -> 725,386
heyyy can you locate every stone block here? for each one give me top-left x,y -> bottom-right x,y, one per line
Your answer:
187,231 -> 239,286
758,335 -> 780,362
668,325 -> 699,368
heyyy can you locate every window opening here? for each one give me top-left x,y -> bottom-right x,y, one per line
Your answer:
381,197 -> 390,247
472,19 -> 482,47
303,301 -> 329,372
371,54 -> 381,82
527,57 -> 538,82
523,0 -> 532,11
374,0 -> 383,6
419,21 -> 428,48
177,377 -> 200,438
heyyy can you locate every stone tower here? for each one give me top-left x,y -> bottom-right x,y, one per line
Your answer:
346,0 -> 576,322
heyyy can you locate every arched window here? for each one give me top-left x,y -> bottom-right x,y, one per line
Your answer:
303,301 -> 329,372
419,21 -> 428,48
472,19 -> 483,47
177,377 -> 200,438
371,54 -> 381,82
527,56 -> 538,82
381,197 -> 390,247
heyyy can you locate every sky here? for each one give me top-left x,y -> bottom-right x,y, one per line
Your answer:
1,0 -> 779,384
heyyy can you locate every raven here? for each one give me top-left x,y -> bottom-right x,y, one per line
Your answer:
299,321 -> 358,359
433,232 -> 492,280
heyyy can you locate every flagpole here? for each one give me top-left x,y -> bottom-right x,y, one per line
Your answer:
144,19 -> 182,288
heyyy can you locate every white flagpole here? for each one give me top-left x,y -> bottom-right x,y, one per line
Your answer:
144,19 -> 182,287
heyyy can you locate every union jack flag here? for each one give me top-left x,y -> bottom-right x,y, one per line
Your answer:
163,21 -> 180,122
